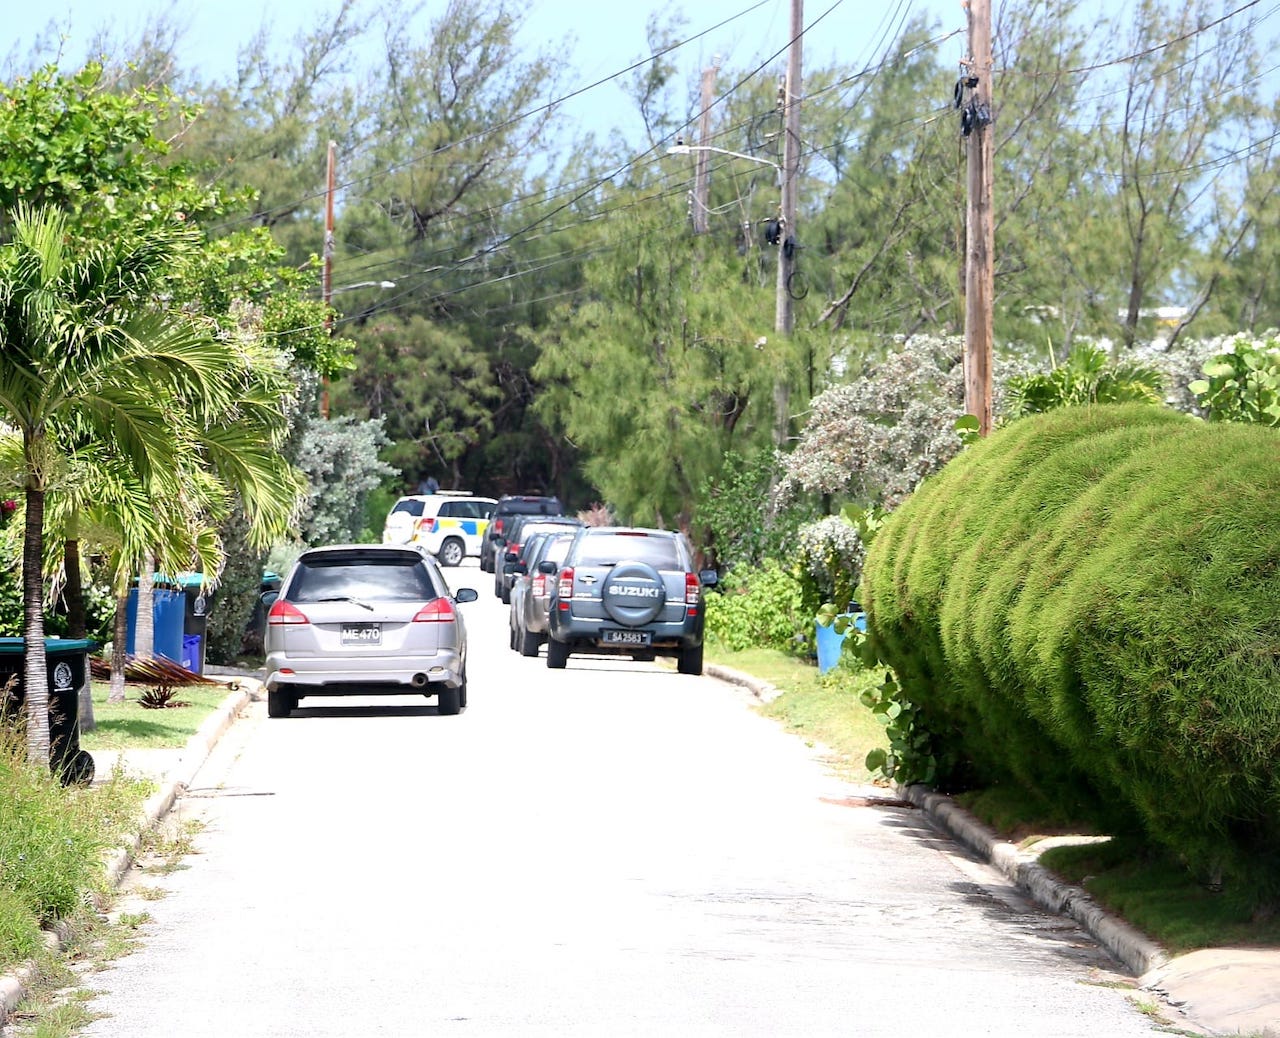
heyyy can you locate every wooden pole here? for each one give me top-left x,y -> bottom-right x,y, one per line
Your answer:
964,0 -> 994,436
321,139 -> 336,419
692,60 -> 719,235
774,0 -> 803,447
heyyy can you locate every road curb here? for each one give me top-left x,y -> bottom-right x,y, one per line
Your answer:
896,783 -> 1169,977
0,682 -> 253,1029
102,683 -> 253,887
705,662 -> 783,703
704,661 -> 1169,978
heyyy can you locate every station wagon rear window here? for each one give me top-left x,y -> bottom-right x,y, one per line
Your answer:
288,554 -> 438,603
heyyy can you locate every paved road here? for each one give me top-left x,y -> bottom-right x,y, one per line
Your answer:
79,562 -> 1174,1037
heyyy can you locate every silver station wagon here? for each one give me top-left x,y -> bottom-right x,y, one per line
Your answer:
263,544 -> 478,717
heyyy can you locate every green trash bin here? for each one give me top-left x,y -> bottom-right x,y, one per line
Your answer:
0,637 -> 96,785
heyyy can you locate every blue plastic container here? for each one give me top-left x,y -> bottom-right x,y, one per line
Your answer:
126,587 -> 185,663
815,613 -> 866,674
181,634 -> 202,672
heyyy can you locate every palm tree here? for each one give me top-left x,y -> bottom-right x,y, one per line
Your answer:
48,397 -> 303,705
0,203 -> 240,764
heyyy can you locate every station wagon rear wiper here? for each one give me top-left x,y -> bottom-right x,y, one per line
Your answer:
315,595 -> 375,611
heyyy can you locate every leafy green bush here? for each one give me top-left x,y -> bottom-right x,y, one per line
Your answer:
1188,333 -> 1280,426
695,448 -> 814,571
705,558 -> 807,654
861,403 -> 1280,895
0,564 -> 21,637
1003,343 -> 1164,416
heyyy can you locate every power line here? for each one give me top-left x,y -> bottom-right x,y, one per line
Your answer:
1004,0 -> 1265,78
208,0 -> 778,235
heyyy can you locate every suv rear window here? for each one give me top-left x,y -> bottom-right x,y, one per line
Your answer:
574,532 -> 680,569
497,496 -> 563,516
287,553 -> 439,603
391,499 -> 426,517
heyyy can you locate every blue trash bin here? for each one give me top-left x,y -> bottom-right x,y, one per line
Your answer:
181,634 -> 202,672
126,586 -> 186,663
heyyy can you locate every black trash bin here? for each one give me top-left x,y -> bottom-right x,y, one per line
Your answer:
0,637 -> 96,785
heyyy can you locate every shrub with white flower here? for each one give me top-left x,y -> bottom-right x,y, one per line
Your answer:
775,335 -> 974,512
795,515 -> 865,614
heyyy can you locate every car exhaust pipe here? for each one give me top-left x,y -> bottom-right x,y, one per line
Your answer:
411,672 -> 429,688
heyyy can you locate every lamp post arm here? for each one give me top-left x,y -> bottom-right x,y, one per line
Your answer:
666,144 -> 778,171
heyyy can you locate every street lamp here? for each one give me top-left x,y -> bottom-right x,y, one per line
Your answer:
331,280 -> 397,293
665,143 -> 780,173
667,138 -> 796,447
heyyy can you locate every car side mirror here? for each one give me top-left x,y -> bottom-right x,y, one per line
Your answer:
537,560 -> 557,575
261,590 -> 279,607
699,569 -> 718,587
454,588 -> 479,604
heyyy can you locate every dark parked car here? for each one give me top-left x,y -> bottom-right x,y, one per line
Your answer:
262,544 -> 478,718
494,515 -> 584,602
508,529 -> 576,656
543,526 -> 717,674
481,494 -> 565,573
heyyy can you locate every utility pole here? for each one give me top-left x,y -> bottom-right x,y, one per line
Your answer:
774,0 -> 803,448
321,139 -> 336,420
963,0 -> 994,435
692,58 -> 720,234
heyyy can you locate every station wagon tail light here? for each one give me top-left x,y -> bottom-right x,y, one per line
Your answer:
267,600 -> 310,625
685,573 -> 700,613
557,567 -> 574,608
413,598 -> 456,622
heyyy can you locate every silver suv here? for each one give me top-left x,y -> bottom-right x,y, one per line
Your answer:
542,526 -> 717,675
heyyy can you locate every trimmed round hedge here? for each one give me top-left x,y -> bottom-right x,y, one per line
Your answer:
861,404 -> 1280,887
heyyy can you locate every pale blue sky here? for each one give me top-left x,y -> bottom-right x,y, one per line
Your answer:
1,0 -> 968,140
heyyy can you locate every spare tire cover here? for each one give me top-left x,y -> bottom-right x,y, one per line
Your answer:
601,561 -> 667,625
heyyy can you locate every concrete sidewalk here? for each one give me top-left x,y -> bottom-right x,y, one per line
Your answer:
708,661 -> 1280,1038
92,668 -> 263,889
0,669 -> 263,1031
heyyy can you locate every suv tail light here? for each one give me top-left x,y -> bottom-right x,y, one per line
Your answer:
532,573 -> 546,597
685,572 -> 700,613
412,598 -> 456,622
416,516 -> 437,534
556,567 -> 574,608
268,600 -> 310,625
